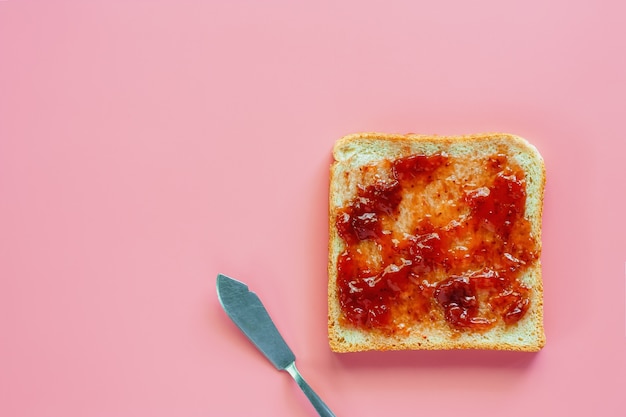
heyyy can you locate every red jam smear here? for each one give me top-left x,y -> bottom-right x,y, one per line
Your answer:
336,153 -> 537,333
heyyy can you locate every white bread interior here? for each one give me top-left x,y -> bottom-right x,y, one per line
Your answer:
328,133 -> 546,352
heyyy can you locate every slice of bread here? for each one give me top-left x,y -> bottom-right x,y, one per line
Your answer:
328,132 -> 545,352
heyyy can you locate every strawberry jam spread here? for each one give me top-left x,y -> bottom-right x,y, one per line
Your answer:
335,152 -> 538,334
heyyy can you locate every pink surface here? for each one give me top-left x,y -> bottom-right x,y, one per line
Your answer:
1,1 -> 625,416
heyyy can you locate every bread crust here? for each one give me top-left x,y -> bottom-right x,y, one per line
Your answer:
328,133 -> 546,352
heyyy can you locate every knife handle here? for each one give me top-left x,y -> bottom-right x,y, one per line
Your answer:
285,362 -> 336,417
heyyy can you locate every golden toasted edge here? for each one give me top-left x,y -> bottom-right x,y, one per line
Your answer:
328,132 -> 546,353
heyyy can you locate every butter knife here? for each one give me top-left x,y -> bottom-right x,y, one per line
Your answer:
216,274 -> 336,417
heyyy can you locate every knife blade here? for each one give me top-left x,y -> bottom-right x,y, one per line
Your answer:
216,274 -> 336,417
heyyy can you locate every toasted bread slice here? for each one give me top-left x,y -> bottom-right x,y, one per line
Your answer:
328,133 -> 545,352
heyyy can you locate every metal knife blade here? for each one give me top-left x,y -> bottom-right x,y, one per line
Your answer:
216,273 -> 295,370
216,273 -> 336,417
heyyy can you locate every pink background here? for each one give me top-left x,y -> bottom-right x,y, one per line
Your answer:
1,1 -> 625,416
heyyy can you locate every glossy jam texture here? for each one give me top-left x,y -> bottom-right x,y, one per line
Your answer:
335,152 -> 538,334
